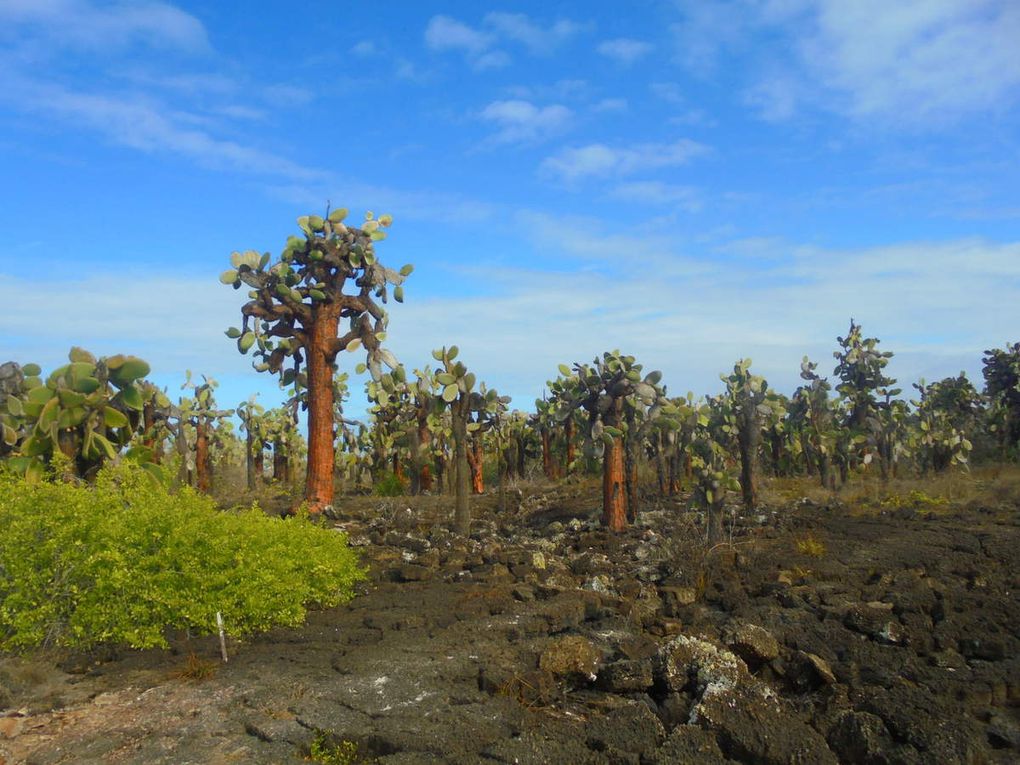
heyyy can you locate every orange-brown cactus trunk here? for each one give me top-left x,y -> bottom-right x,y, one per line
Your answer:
418,420 -> 433,492
602,434 -> 627,532
564,417 -> 576,473
468,437 -> 484,494
304,312 -> 339,513
195,420 -> 211,493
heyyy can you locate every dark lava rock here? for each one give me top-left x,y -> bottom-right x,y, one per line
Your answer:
397,564 -> 432,582
826,710 -> 895,764
596,659 -> 653,694
693,685 -> 838,765
586,702 -> 666,759
651,725 -> 729,765
724,623 -> 780,666
481,729 -> 601,764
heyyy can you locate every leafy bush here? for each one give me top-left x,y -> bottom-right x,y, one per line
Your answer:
373,471 -> 407,497
0,463 -> 365,650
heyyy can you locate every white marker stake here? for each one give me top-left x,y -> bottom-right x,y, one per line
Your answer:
216,611 -> 228,663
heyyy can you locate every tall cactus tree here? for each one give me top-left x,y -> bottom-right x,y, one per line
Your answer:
982,342 -> 1020,457
1,349 -> 156,481
237,396 -> 266,491
559,352 -> 667,532
833,320 -> 895,431
223,208 -> 411,513
433,346 -> 509,534
720,359 -> 772,511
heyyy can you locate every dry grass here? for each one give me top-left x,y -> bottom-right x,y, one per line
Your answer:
172,652 -> 218,681
794,534 -> 826,558
762,463 -> 1020,516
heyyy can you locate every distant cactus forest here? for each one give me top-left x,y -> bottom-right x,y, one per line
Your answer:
2,209 -> 1018,541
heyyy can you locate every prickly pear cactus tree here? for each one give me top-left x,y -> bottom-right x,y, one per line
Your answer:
0,361 -> 38,464
559,351 -> 666,532
689,398 -> 740,545
982,342 -> 1020,457
790,357 -> 839,488
263,405 -> 300,483
223,207 -> 411,513
720,359 -> 772,510
912,374 -> 980,473
1,349 -> 156,482
237,396 -> 266,490
366,365 -> 412,483
175,372 -> 233,492
433,346 -> 509,534
833,320 -> 895,431
533,395 -> 561,480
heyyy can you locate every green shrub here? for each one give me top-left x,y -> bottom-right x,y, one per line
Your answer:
0,463 -> 365,650
373,471 -> 406,497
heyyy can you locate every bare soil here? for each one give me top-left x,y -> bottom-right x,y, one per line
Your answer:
2,479 -> 1019,764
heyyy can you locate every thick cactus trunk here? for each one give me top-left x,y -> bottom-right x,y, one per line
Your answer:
564,416 -> 576,473
245,427 -> 256,491
195,419 -> 211,492
737,404 -> 759,511
452,408 -> 471,535
305,313 -> 339,514
602,434 -> 627,532
468,436 -> 484,494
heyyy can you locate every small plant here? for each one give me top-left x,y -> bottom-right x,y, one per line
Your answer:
880,489 -> 948,510
373,471 -> 407,497
795,534 -> 826,558
308,732 -> 361,764
174,652 -> 217,681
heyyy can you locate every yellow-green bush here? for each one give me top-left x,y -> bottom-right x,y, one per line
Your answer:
0,464 -> 365,650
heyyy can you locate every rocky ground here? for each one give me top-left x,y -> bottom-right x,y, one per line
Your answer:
2,478 -> 1019,764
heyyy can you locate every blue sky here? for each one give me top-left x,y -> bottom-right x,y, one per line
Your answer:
1,0 -> 1018,421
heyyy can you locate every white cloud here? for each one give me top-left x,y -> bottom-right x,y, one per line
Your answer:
424,15 -> 491,55
479,99 -> 572,144
610,181 -> 702,211
0,0 -> 209,53
424,12 -> 583,69
3,232 -> 1017,425
379,229 -> 1020,407
484,12 -> 583,54
541,139 -> 710,183
350,40 -> 377,57
597,38 -> 653,65
801,0 -> 1020,122
593,98 -> 628,113
670,0 -> 1020,124
743,74 -> 799,122
1,76 -> 323,181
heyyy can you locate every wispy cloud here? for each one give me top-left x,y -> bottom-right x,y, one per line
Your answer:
597,38 -> 653,65
801,0 -> 1020,123
593,98 -> 628,113
424,12 -> 583,70
484,12 -> 584,54
1,75 -> 323,181
541,139 -> 710,183
609,181 -> 702,212
479,99 -> 572,145
0,0 -> 210,53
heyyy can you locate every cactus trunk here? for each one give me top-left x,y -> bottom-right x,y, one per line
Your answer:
195,420 -> 211,493
737,404 -> 759,511
602,433 -> 627,532
452,406 -> 471,534
468,436 -> 484,494
564,417 -> 575,473
541,427 -> 555,479
304,311 -> 340,514
245,428 -> 256,491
